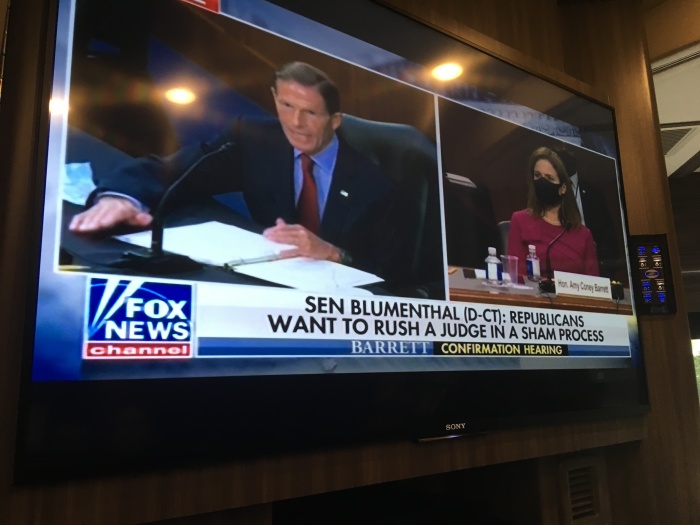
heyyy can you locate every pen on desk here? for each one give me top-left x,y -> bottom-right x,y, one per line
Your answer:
224,254 -> 281,270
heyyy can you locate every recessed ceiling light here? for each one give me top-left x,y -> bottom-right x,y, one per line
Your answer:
165,88 -> 197,105
431,63 -> 463,81
48,98 -> 68,114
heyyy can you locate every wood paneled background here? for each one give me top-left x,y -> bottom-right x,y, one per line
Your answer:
644,0 -> 700,60
1,0 -> 698,524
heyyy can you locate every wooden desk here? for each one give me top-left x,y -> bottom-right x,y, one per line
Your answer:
448,268 -> 633,315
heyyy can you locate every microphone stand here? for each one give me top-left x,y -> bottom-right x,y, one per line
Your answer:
538,227 -> 567,294
114,142 -> 234,274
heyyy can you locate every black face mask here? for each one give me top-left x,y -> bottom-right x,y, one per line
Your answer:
534,177 -> 563,207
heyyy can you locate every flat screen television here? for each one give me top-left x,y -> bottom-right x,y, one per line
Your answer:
1,0 -> 650,482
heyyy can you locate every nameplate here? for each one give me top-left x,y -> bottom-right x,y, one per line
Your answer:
553,271 -> 612,300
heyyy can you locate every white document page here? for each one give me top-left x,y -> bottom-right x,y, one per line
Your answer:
116,222 -> 295,266
234,257 -> 383,292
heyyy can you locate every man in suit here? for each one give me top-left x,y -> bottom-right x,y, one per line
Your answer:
69,62 -> 398,281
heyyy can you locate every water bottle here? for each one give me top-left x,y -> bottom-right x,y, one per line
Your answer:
485,247 -> 502,284
526,244 -> 540,281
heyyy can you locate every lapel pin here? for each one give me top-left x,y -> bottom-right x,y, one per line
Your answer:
340,190 -> 349,197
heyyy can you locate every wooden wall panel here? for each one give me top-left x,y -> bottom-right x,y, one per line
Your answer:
0,0 -> 8,65
644,0 -> 700,60
1,0 -> 699,524
2,419 -> 645,524
148,504 -> 272,525
373,0 -> 596,100
382,0 -> 568,74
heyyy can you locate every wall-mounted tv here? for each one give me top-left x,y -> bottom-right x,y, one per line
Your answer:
3,0 -> 649,482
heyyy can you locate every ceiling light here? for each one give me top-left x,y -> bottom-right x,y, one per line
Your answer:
165,88 -> 197,105
431,63 -> 463,81
48,98 -> 68,114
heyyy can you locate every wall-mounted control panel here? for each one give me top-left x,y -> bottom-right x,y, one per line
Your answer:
629,234 -> 676,315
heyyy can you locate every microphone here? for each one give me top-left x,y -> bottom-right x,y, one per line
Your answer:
114,142 -> 234,274
539,227 -> 567,294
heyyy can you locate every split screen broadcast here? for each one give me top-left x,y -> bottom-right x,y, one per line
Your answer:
35,0 -> 638,382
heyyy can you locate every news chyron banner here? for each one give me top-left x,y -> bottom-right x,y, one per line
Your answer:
82,277 -> 631,361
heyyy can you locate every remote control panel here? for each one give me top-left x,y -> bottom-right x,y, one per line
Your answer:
629,234 -> 676,315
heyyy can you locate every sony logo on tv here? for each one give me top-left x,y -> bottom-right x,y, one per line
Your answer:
445,422 -> 467,431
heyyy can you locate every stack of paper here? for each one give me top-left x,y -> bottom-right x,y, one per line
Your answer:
117,222 -> 295,266
116,221 -> 383,292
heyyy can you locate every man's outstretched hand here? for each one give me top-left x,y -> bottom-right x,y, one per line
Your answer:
263,218 -> 341,262
69,196 -> 153,234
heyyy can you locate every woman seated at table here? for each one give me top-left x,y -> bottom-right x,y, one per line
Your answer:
507,147 -> 599,282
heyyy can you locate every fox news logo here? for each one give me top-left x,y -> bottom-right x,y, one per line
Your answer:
84,278 -> 194,360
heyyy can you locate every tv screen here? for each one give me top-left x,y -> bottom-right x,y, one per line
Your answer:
7,0 -> 649,482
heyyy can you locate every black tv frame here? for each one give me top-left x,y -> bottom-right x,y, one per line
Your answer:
1,0 -> 650,484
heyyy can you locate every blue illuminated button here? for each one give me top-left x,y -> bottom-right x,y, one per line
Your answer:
658,292 -> 666,303
642,280 -> 651,291
644,269 -> 660,279
637,246 -> 647,256
643,292 -> 652,303
652,246 -> 661,254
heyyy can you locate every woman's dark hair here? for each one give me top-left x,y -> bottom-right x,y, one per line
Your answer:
525,146 -> 582,230
274,62 -> 340,115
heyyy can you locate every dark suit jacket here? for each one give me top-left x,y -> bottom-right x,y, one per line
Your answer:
579,179 -> 622,280
91,117 -> 398,281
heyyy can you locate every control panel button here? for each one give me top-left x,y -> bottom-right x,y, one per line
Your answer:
632,236 -> 676,315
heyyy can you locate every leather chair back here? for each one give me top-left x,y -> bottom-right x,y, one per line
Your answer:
337,115 -> 443,296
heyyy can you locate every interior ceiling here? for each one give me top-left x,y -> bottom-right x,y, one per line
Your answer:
644,0 -> 698,177
652,41 -> 700,177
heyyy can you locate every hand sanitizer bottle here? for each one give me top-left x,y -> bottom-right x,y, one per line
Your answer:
485,247 -> 502,284
526,244 -> 540,281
